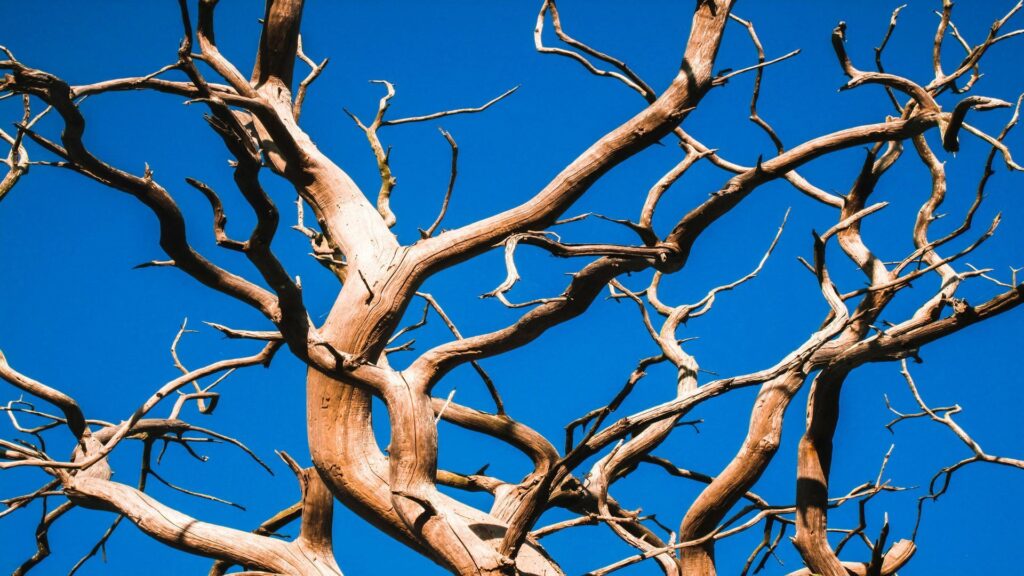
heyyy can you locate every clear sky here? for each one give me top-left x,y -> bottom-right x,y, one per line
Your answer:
1,1 -> 1022,575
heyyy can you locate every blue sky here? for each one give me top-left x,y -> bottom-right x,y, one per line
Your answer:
1,1 -> 1022,575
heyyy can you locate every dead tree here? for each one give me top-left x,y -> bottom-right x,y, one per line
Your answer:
2,1 -> 1023,574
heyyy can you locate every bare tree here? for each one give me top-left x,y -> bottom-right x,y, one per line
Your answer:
2,1 -> 1023,575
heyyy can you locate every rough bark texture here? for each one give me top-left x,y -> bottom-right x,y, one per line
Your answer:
2,1 -> 1023,575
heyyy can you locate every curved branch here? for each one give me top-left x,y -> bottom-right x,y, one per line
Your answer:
0,351 -> 88,441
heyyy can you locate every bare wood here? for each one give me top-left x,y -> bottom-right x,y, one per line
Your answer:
2,2 -> 1023,575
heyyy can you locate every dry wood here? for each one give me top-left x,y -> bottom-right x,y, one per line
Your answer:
2,1 -> 1023,575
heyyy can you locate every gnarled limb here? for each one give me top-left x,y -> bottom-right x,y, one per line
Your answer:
4,3 -> 1024,575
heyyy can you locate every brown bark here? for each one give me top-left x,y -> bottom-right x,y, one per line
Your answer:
677,370 -> 807,574
2,2 -> 1024,575
792,369 -> 851,576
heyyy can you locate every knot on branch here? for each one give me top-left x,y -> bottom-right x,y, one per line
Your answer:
946,296 -> 975,318
652,241 -> 686,273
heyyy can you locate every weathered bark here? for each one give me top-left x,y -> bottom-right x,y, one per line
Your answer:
792,369 -> 851,576
677,370 -> 807,575
3,2 -> 1024,575
66,476 -> 341,576
306,280 -> 563,575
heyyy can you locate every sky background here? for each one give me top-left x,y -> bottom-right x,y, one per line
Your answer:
1,1 -> 1022,575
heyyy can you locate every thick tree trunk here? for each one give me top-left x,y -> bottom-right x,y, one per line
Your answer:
306,284 -> 562,575
5,2 -> 1024,575
307,368 -> 563,575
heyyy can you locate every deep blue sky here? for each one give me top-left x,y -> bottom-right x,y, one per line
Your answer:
1,2 -> 1022,575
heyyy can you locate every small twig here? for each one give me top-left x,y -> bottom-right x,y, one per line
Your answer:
293,35 -> 329,121
434,389 -> 456,424
381,85 -> 519,127
420,128 -> 458,238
